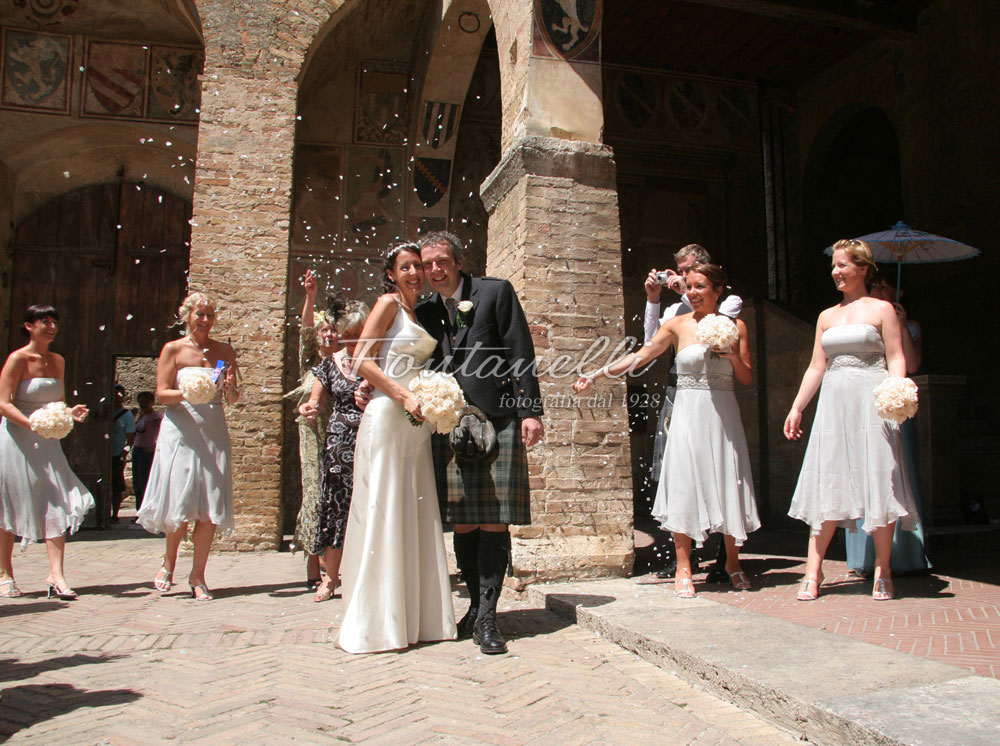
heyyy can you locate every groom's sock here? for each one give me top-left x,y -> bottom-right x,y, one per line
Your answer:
453,529 -> 480,636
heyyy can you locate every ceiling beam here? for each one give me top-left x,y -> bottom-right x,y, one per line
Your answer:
674,0 -> 920,36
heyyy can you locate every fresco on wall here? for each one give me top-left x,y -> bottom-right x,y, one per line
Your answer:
81,40 -> 147,118
12,0 -> 81,28
147,46 -> 202,122
413,157 -> 450,208
344,146 -> 404,247
355,61 -> 409,145
606,67 -> 758,152
291,145 -> 343,252
1,28 -> 71,113
421,101 -> 460,149
533,0 -> 601,62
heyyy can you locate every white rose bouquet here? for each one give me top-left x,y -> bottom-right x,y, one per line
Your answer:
873,376 -> 919,424
29,402 -> 74,440
179,368 -> 217,405
407,371 -> 467,433
695,314 -> 739,353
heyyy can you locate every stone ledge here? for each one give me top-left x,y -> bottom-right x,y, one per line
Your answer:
480,135 -> 618,214
528,578 -> 1000,746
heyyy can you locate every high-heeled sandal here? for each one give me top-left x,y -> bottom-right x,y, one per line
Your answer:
729,571 -> 752,591
46,581 -> 78,600
0,578 -> 23,598
154,566 -> 173,592
872,578 -> 894,601
796,576 -> 822,601
189,584 -> 214,601
674,578 -> 696,598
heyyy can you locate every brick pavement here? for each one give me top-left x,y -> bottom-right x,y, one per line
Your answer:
694,551 -> 1000,680
0,528 -> 800,746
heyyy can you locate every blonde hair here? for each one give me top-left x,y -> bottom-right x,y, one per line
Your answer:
832,239 -> 878,290
335,300 -> 370,334
178,292 -> 217,332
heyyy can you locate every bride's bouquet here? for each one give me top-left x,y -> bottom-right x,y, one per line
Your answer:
695,314 -> 739,353
29,402 -> 74,439
407,371 -> 467,433
873,376 -> 919,424
179,368 -> 217,405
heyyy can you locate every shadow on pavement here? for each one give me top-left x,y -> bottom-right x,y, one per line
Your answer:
0,683 -> 140,740
0,600 -> 69,618
498,606 -> 578,640
0,654 -> 128,684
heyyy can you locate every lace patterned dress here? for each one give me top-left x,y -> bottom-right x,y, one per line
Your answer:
338,301 -> 457,653
651,345 -> 760,546
0,378 -> 94,543
309,353 -> 362,554
788,324 -> 918,535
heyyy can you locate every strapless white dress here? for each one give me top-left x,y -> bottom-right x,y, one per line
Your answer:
788,324 -> 917,534
137,367 -> 234,534
651,345 -> 760,546
0,378 -> 94,542
338,301 -> 457,653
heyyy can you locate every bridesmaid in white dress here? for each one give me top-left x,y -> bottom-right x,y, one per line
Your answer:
338,242 -> 457,653
784,239 -> 917,602
575,264 -> 759,598
0,304 -> 93,599
137,293 -> 239,601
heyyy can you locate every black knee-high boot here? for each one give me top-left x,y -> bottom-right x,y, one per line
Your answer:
474,530 -> 509,654
453,529 -> 480,638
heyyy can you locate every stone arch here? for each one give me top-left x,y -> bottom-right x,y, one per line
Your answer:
801,105 -> 903,310
3,123 -> 197,226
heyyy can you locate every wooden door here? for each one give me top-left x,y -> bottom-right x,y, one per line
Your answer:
8,183 -> 191,528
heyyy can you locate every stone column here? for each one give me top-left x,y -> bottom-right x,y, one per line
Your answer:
481,136 -> 633,585
483,1 -> 631,584
188,2 -> 325,549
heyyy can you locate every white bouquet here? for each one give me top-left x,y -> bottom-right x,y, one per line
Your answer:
179,368 -> 217,405
695,314 -> 739,352
408,371 -> 467,433
29,402 -> 74,439
873,376 -> 919,424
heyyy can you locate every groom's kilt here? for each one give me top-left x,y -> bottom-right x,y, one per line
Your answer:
431,416 -> 531,525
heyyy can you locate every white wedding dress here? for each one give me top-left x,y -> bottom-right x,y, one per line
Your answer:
651,345 -> 760,546
137,367 -> 234,535
338,300 -> 457,653
0,378 -> 94,543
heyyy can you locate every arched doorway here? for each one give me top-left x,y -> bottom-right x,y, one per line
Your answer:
802,107 -> 904,314
8,182 -> 191,526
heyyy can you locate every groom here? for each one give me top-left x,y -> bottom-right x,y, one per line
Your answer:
416,231 -> 544,655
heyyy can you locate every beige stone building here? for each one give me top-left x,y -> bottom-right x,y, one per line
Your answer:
2,1 -> 996,582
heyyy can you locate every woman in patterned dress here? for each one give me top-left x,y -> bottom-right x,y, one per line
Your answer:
299,299 -> 369,602
286,270 -> 338,589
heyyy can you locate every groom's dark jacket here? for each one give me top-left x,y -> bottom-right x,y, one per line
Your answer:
416,273 -> 543,421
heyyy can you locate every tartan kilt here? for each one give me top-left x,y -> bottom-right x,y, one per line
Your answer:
431,416 -> 531,525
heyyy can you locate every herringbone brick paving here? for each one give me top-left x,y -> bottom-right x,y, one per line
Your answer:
694,551 -> 1000,679
1,527 -> 800,746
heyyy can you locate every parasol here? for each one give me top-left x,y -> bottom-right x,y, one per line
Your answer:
825,221 -> 980,293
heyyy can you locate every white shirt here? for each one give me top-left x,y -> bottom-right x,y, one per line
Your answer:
644,293 -> 743,344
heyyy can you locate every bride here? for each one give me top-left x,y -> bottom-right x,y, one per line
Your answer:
337,242 -> 457,653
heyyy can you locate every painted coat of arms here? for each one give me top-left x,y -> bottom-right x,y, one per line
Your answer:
534,0 -> 601,60
1,29 -> 71,112
147,47 -> 202,122
82,41 -> 148,119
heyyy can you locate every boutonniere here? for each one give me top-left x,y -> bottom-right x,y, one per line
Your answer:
456,300 -> 474,328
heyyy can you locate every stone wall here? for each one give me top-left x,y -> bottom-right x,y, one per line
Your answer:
187,1 -> 338,549
483,137 -> 634,585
